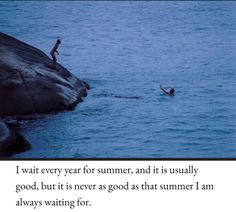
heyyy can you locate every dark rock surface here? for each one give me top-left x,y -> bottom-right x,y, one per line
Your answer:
0,32 -> 89,116
0,120 -> 31,157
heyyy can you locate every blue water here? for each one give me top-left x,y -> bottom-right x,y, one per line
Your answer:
1,1 -> 236,158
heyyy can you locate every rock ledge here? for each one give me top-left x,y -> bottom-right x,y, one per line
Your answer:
0,32 -> 89,116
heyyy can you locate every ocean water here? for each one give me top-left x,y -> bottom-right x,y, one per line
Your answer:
1,1 -> 236,158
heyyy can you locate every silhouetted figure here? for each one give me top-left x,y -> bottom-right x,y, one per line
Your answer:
50,39 -> 61,70
160,85 -> 175,96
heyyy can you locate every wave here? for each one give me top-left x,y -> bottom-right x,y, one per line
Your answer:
94,93 -> 141,100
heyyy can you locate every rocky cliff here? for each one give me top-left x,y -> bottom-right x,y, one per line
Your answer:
0,32 -> 89,116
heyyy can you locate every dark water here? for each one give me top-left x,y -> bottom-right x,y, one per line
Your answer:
1,1 -> 236,158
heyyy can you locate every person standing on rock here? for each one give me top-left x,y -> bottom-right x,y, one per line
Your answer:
50,39 -> 61,70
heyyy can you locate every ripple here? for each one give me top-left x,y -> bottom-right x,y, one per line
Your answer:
93,92 -> 141,100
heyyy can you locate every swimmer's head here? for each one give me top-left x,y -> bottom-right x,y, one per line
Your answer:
57,39 -> 61,44
170,88 -> 175,94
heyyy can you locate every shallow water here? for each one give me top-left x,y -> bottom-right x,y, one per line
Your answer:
1,1 -> 236,158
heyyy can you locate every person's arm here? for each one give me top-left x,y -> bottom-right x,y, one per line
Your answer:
160,85 -> 169,95
53,43 -> 60,54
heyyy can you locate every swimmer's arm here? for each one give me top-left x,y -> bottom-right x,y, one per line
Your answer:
160,85 -> 169,94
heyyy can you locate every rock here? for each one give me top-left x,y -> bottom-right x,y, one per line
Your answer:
0,121 -> 10,142
0,32 -> 89,116
81,80 -> 90,90
0,120 -> 31,157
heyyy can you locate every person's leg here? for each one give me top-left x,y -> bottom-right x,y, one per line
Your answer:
53,57 -> 57,69
51,53 -> 57,69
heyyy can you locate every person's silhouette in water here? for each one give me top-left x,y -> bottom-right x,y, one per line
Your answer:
50,39 -> 61,70
160,85 -> 175,96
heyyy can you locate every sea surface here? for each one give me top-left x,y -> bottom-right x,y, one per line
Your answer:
1,1 -> 236,158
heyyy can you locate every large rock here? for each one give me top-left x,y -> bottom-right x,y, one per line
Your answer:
0,120 -> 31,157
0,32 -> 89,116
0,121 -> 9,142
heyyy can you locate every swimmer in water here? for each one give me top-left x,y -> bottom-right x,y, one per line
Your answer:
50,39 -> 61,70
160,85 -> 175,96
